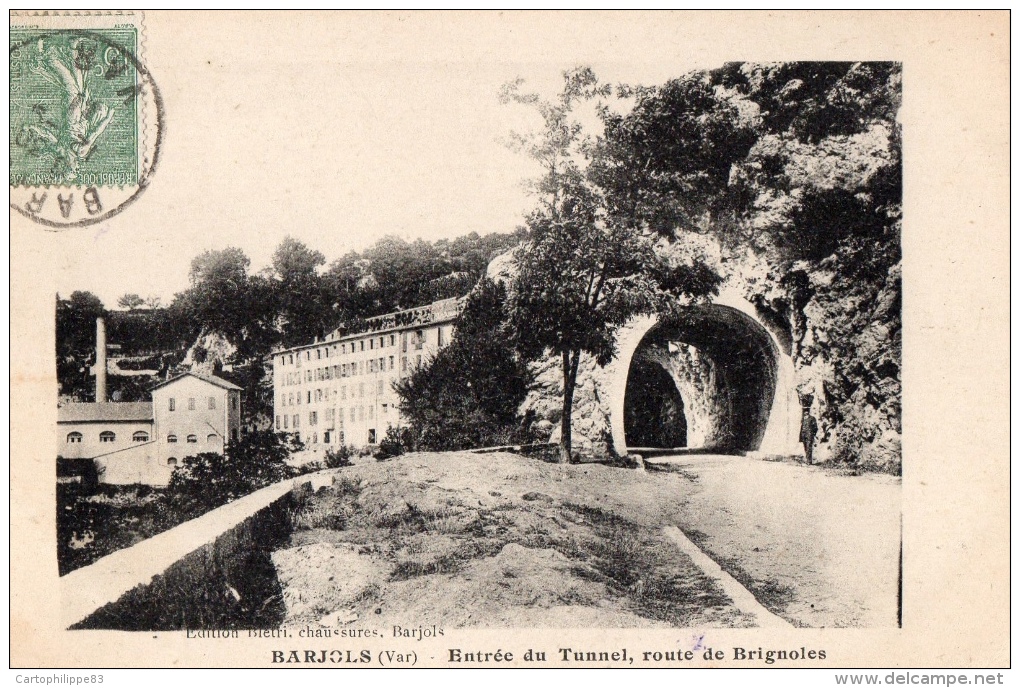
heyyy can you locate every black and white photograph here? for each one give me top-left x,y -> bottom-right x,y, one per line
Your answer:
10,10 -> 1008,675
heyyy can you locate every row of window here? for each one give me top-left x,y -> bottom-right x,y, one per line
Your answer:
279,379 -> 390,408
166,433 -> 220,444
167,396 -> 238,411
275,404 -> 389,430
278,328 -> 442,369
66,431 -> 151,443
280,357 -> 398,387
65,431 -> 229,445
296,428 -> 377,445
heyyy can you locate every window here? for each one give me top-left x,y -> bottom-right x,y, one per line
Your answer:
283,415 -> 289,429
293,414 -> 300,428
276,415 -> 281,430
360,341 -> 365,352
167,434 -> 178,443
368,406 -> 374,420
370,339 -> 374,350
132,431 -> 149,442
415,330 -> 424,350
368,428 -> 377,444
66,432 -> 82,444
338,431 -> 345,445
306,351 -> 310,361
382,403 -> 388,414
288,393 -> 294,406
188,397 -> 196,410
207,434 -> 218,444
380,336 -> 385,348
309,411 -> 318,426
349,407 -> 355,422
187,434 -> 198,443
389,355 -> 394,370
208,396 -> 216,410
402,357 -> 408,372
232,396 -> 238,410
359,383 -> 365,398
358,406 -> 364,421
169,397 -> 175,411
167,457 -> 177,466
317,349 -> 321,359
307,391 -> 311,404
99,431 -> 116,443
377,379 -> 384,395
438,327 -> 444,346
323,430 -> 331,444
417,355 -> 422,368
402,333 -> 408,352
289,354 -> 293,365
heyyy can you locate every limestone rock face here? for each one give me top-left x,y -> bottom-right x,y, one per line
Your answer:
182,330 -> 237,375
520,349 -> 614,455
637,343 -> 721,449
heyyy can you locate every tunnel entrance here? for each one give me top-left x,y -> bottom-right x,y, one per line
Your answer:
621,304 -> 781,454
624,357 -> 687,449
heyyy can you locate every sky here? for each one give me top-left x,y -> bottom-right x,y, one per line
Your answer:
33,12 -> 735,306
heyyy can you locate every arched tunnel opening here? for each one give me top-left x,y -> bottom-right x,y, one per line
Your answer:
623,305 -> 780,454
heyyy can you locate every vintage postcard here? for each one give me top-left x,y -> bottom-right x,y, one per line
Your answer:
9,11 -> 1009,670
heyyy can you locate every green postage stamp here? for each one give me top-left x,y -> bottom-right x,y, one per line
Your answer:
9,12 -> 161,228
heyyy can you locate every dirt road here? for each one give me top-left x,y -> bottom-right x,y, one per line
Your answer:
648,454 -> 900,627
274,451 -> 900,629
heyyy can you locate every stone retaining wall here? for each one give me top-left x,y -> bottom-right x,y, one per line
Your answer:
62,470 -> 335,630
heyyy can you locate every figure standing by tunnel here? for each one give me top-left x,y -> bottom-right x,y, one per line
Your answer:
800,405 -> 818,464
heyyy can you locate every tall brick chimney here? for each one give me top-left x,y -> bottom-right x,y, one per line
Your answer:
96,317 -> 107,403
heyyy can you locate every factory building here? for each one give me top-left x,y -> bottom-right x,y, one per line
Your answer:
271,297 -> 461,449
57,318 -> 242,486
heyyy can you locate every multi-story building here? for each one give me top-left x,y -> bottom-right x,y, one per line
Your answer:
271,297 -> 461,449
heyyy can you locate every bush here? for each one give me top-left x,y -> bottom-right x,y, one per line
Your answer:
374,425 -> 413,460
167,430 -> 302,518
324,445 -> 354,469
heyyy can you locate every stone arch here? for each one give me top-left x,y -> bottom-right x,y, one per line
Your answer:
606,289 -> 801,456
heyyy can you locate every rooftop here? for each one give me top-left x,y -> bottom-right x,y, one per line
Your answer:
150,371 -> 244,393
58,402 -> 153,424
272,297 -> 464,357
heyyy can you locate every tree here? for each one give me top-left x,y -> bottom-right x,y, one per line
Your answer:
56,291 -> 106,399
394,278 -> 533,450
185,247 -> 253,336
271,236 -> 328,346
116,293 -> 145,311
502,69 -> 720,463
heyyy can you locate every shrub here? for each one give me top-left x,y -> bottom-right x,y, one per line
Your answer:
324,445 -> 354,469
167,430 -> 302,518
374,425 -> 413,460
